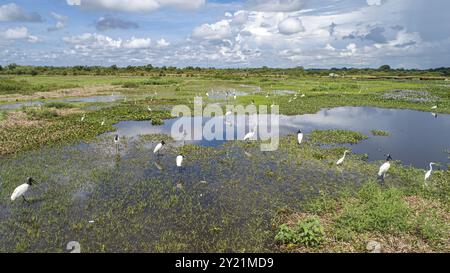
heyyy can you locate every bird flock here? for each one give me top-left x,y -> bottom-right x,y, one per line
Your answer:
10,89 -> 442,203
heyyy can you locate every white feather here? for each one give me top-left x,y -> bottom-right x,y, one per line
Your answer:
378,162 -> 391,177
176,155 -> 183,167
297,133 -> 303,144
243,131 -> 255,141
11,183 -> 29,201
153,143 -> 163,154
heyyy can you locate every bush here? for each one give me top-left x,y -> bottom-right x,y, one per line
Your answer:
275,216 -> 325,247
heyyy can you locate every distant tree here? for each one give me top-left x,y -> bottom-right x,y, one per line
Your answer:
7,63 -> 17,70
0,65 -> 3,71
110,65 -> 118,70
378,64 -> 391,71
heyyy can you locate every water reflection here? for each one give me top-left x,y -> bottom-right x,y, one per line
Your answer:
112,107 -> 450,168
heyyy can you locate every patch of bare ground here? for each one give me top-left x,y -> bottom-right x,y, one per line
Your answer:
0,111 -> 46,129
54,108 -> 85,116
0,85 -> 122,102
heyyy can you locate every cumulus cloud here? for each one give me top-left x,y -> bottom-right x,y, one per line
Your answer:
3,26 -> 29,39
156,38 -> 170,48
1,26 -> 41,43
66,0 -> 205,12
0,3 -> 42,22
192,20 -> 232,40
96,16 -> 138,31
278,17 -> 305,35
48,12 -> 68,32
247,0 -> 306,12
63,33 -> 153,49
123,37 -> 151,49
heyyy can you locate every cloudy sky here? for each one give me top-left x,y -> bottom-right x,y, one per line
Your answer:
0,0 -> 449,68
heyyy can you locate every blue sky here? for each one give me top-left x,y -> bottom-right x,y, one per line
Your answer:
1,0 -> 449,68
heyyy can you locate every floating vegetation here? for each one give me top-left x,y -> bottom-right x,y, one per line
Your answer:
309,129 -> 368,145
371,130 -> 390,136
382,90 -> 439,103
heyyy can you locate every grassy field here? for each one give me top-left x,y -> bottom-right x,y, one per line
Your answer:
0,74 -> 448,252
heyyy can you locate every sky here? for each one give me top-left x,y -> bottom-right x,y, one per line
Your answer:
0,0 -> 449,68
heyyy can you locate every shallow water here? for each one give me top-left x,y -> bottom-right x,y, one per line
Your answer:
113,107 -> 450,169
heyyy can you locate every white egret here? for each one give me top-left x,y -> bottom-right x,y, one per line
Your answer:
80,114 -> 85,122
301,94 -> 306,98
176,154 -> 184,167
233,94 -> 237,100
424,162 -> 437,182
243,129 -> 255,141
147,106 -> 152,112
11,177 -> 35,202
431,112 -> 438,118
205,92 -> 209,97
297,129 -> 303,144
431,105 -> 438,109
153,140 -> 165,155
101,118 -> 105,126
378,154 -> 392,181
336,150 -> 350,165
225,111 -> 232,116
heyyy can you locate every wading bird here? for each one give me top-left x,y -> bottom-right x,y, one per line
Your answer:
176,154 -> 184,167
147,106 -> 152,112
153,140 -> 165,155
336,150 -> 350,165
424,162 -> 437,182
431,105 -> 438,109
431,112 -> 438,118
11,177 -> 35,202
301,94 -> 306,98
378,154 -> 392,182
81,114 -> 86,122
101,118 -> 105,126
297,129 -> 303,144
114,134 -> 120,153
243,129 -> 255,141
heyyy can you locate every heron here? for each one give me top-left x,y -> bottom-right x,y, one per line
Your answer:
336,150 -> 350,165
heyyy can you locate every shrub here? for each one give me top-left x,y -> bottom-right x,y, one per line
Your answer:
275,216 -> 325,247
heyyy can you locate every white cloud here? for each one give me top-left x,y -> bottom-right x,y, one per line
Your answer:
247,0 -> 306,12
192,20 -> 232,40
48,12 -> 68,31
66,0 -> 205,12
278,17 -> 305,35
367,0 -> 384,6
156,38 -> 170,48
123,37 -> 152,49
3,26 -> 28,39
0,3 -> 41,22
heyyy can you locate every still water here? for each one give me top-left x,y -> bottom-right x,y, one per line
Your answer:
113,106 -> 450,169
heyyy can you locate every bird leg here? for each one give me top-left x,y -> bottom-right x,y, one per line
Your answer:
22,196 -> 29,203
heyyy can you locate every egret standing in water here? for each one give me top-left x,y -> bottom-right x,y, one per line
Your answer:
297,129 -> 303,144
153,140 -> 165,155
378,154 -> 392,182
176,154 -> 184,167
431,112 -> 438,118
424,162 -> 437,182
336,150 -> 350,165
11,177 -> 35,202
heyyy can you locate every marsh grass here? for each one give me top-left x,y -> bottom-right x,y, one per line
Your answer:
309,129 -> 368,144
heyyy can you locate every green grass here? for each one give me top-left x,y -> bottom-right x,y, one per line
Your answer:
309,129 -> 368,144
43,102 -> 74,109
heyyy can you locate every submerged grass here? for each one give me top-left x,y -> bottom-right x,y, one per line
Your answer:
371,130 -> 390,136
